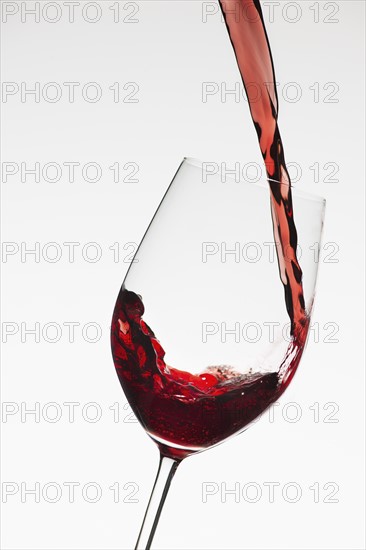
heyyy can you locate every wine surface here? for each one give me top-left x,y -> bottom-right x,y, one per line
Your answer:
111,289 -> 307,459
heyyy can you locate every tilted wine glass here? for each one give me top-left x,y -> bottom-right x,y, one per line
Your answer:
111,158 -> 325,549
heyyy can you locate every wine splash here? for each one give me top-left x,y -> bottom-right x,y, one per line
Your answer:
111,0 -> 310,460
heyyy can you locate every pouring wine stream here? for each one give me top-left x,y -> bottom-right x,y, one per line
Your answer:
219,0 -> 307,335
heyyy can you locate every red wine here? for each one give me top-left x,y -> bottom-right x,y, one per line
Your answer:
111,0 -> 309,460
219,0 -> 306,334
111,289 -> 308,460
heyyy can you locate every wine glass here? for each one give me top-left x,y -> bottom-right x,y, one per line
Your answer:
110,158 -> 325,549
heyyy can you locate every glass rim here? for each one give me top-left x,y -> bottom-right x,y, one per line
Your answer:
183,157 -> 326,205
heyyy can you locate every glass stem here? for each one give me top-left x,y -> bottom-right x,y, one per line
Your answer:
135,454 -> 180,550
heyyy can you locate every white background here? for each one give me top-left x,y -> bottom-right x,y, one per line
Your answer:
1,1 -> 365,549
